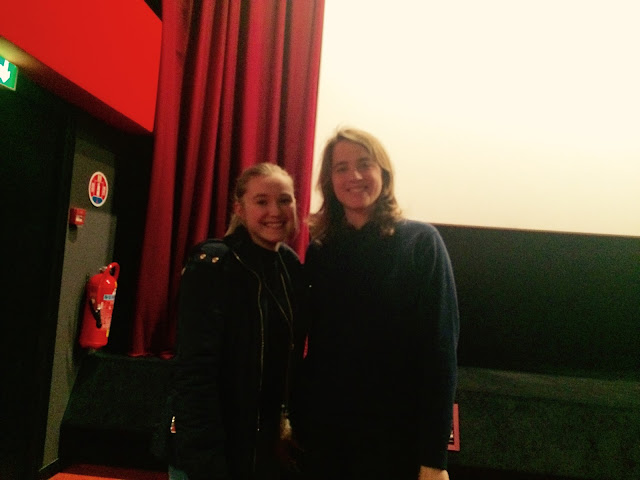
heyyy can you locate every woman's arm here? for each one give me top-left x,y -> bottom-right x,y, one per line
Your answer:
415,226 -> 460,471
172,247 -> 231,480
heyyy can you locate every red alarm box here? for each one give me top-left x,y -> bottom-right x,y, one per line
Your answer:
69,207 -> 86,226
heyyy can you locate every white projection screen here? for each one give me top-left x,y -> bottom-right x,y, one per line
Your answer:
311,0 -> 640,237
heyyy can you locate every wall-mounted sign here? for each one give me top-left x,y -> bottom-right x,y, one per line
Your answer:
0,56 -> 18,91
88,171 -> 108,207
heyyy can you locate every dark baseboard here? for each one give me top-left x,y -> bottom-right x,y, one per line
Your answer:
39,458 -> 63,480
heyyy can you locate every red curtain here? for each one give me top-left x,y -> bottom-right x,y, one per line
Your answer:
130,0 -> 324,357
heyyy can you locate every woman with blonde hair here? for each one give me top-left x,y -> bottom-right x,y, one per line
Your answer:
163,162 -> 307,480
297,127 -> 459,480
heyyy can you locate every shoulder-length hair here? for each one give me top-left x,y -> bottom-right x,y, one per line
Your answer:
309,127 -> 402,242
226,162 -> 299,237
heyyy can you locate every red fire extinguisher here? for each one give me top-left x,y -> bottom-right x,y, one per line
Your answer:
79,262 -> 120,349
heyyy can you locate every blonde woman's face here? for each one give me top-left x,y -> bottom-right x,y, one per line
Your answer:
331,140 -> 383,227
235,174 -> 296,250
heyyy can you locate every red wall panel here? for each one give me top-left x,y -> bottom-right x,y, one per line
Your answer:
0,0 -> 161,133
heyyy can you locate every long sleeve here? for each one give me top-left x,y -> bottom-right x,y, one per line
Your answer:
173,254 -> 231,480
415,227 -> 460,469
299,221 -> 460,473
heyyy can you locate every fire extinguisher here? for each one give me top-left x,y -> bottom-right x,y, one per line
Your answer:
79,262 -> 120,349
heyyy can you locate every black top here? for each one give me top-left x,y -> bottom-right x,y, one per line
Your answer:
168,226 -> 308,480
253,242 -> 293,431
299,219 -> 459,469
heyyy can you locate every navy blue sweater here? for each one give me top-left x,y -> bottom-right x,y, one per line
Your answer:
300,219 -> 459,469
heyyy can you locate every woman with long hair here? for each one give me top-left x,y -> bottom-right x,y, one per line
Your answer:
298,128 -> 459,480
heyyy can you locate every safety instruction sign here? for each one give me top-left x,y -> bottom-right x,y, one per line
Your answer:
89,172 -> 109,207
0,56 -> 18,91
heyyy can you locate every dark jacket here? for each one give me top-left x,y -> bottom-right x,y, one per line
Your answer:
298,220 -> 459,470
167,226 -> 308,480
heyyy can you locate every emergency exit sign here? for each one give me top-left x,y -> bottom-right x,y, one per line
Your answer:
0,56 -> 18,91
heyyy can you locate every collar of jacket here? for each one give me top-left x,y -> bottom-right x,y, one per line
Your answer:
223,225 -> 282,270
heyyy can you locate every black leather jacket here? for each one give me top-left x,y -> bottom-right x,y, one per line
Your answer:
167,226 -> 308,480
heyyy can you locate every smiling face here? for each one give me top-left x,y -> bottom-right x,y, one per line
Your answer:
235,173 -> 296,250
331,140 -> 383,228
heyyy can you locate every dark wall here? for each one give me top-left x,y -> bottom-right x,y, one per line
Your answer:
0,72 -> 153,479
107,137 -> 153,354
437,224 -> 640,380
41,113 -> 153,473
0,76 -> 74,480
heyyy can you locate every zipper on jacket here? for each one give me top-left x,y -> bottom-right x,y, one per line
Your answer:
232,250 -> 265,474
276,255 -> 296,415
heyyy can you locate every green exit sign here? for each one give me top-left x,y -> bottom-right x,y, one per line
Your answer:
0,56 -> 18,91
